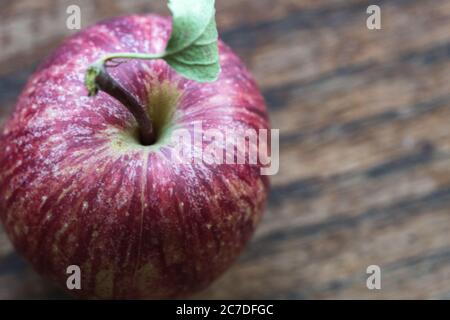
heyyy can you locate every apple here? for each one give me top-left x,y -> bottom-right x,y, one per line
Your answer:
0,14 -> 269,299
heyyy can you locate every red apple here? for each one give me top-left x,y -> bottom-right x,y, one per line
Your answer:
0,14 -> 269,299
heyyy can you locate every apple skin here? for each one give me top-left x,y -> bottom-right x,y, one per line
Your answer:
0,15 -> 269,299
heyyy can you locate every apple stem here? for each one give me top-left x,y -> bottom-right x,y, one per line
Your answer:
95,67 -> 156,146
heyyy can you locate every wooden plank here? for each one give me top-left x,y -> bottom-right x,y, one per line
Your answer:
275,95 -> 450,185
195,207 -> 450,299
1,0 -> 450,300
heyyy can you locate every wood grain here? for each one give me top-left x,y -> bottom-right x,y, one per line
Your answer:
1,0 -> 450,299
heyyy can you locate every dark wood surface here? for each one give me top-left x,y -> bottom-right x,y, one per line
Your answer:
1,0 -> 450,299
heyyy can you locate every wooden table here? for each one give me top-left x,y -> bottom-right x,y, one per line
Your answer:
1,0 -> 450,299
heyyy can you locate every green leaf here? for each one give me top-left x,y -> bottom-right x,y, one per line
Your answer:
163,0 -> 220,82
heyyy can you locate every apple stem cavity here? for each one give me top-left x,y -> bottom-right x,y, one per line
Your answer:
85,54 -> 164,146
93,63 -> 157,146
84,0 -> 221,146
